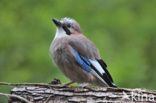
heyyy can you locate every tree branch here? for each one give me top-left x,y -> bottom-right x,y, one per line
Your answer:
0,79 -> 156,103
0,92 -> 32,103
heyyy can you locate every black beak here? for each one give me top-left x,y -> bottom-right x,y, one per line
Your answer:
52,18 -> 62,27
52,18 -> 71,35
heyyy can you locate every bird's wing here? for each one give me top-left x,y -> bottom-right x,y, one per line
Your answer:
69,35 -> 100,59
69,36 -> 116,87
97,59 -> 114,82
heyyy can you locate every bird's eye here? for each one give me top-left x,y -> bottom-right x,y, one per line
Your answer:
67,24 -> 71,28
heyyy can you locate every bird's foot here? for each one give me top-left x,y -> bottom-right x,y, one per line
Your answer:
78,83 -> 89,88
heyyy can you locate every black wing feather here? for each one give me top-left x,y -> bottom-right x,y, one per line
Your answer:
74,50 -> 117,87
90,64 -> 113,87
97,59 -> 117,87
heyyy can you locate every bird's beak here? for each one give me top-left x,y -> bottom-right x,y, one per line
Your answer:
52,18 -> 62,27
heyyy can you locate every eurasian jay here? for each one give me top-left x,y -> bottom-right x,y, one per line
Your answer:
50,17 -> 117,87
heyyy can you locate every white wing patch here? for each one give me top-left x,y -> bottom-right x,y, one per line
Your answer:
89,59 -> 105,75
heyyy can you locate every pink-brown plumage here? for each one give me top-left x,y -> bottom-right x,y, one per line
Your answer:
50,17 -> 117,87
50,35 -> 102,85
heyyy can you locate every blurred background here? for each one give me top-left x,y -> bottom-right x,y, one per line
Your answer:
0,0 -> 156,102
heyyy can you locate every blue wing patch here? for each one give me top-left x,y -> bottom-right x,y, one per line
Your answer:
80,55 -> 91,65
72,49 -> 117,87
72,49 -> 92,72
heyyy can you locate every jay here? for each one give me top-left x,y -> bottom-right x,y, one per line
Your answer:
50,17 -> 117,87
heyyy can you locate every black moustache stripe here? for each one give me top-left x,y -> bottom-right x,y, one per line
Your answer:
63,26 -> 71,35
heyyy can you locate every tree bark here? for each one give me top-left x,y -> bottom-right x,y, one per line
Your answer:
5,80 -> 155,103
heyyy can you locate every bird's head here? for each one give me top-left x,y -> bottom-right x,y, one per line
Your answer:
52,17 -> 82,38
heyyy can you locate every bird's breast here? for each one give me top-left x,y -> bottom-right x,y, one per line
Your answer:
50,37 -> 72,65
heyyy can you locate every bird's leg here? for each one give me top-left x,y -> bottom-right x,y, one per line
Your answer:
64,81 -> 75,86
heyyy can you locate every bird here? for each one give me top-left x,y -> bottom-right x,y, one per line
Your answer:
50,17 -> 117,87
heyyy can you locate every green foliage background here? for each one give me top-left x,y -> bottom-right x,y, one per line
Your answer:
0,0 -> 156,102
